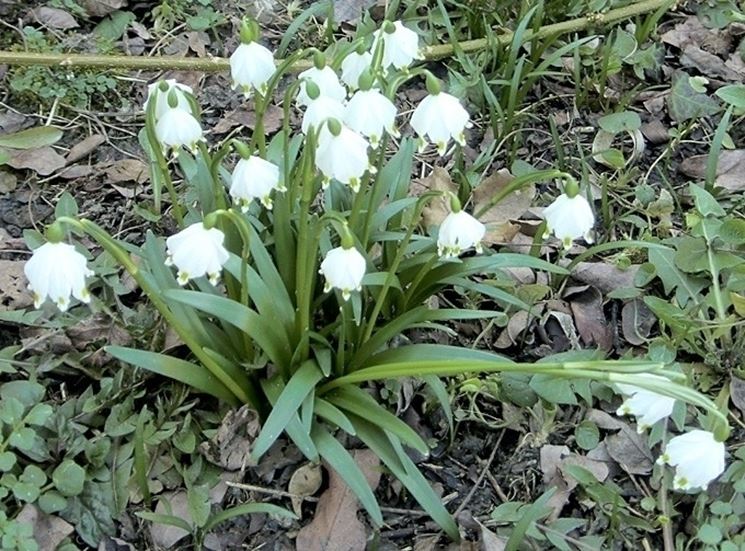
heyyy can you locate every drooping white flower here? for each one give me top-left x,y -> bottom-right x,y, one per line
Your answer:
373,21 -> 422,72
25,242 -> 94,312
657,430 -> 726,491
301,96 -> 345,135
230,42 -> 276,97
155,107 -> 204,155
341,50 -> 373,90
410,92 -> 470,155
297,66 -> 346,106
230,156 -> 284,210
165,223 -> 229,285
320,246 -> 367,301
144,79 -> 194,121
437,210 -> 486,258
344,89 -> 398,148
542,193 -> 595,249
615,378 -> 676,433
315,122 -> 372,192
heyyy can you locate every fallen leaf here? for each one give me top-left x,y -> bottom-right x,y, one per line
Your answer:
186,31 -> 210,57
640,119 -> 669,144
288,463 -> 323,517
16,504 -> 74,551
199,405 -> 260,471
0,260 -> 33,310
7,147 -> 66,175
678,150 -> 745,192
472,169 -> 534,245
101,159 -> 149,184
586,409 -> 627,431
30,6 -> 79,29
565,261 -> 640,295
476,519 -> 507,551
730,377 -> 745,416
333,0 -> 376,22
78,0 -> 127,18
295,450 -> 381,551
413,167 -> 458,228
604,426 -> 654,475
621,298 -> 655,345
213,105 -> 284,135
666,70 -> 721,123
660,16 -> 731,55
681,45 -> 743,81
566,286 -> 612,350
0,170 -> 17,193
66,134 -> 105,163
150,491 -> 191,549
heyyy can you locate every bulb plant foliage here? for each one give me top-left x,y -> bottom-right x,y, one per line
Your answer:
23,18 -> 731,539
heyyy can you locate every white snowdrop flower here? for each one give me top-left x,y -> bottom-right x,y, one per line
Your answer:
155,107 -> 204,156
230,156 -> 284,210
230,42 -> 276,97
25,242 -> 94,312
297,66 -> 346,106
615,378 -> 676,433
320,246 -> 367,301
315,122 -> 372,192
344,89 -> 398,148
301,96 -> 346,135
542,193 -> 595,249
410,92 -> 470,156
144,79 -> 194,121
341,50 -> 373,90
657,430 -> 726,491
437,210 -> 486,258
373,21 -> 422,72
165,223 -> 229,285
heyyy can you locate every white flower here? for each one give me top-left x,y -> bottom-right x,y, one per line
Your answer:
616,378 -> 675,433
410,92 -> 470,155
301,96 -> 345,135
437,210 -> 486,258
373,21 -> 422,72
341,51 -> 373,90
230,156 -> 284,210
230,42 -> 275,97
297,66 -> 346,106
25,242 -> 94,312
542,193 -> 595,249
344,89 -> 398,148
320,246 -> 366,301
144,79 -> 194,121
315,124 -> 371,192
657,430 -> 726,491
155,107 -> 204,155
165,223 -> 229,285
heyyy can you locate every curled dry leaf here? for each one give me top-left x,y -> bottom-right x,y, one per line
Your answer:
66,134 -> 106,163
199,405 -> 260,471
472,169 -> 534,246
288,463 -> 323,517
30,6 -> 79,30
413,167 -> 458,228
7,146 -> 66,176
678,150 -> 745,192
566,286 -> 612,350
621,298 -> 656,346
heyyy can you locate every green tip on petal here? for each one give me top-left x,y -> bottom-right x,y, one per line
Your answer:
326,118 -> 342,137
448,192 -> 462,213
383,21 -> 396,34
358,69 -> 375,91
563,176 -> 580,198
313,51 -> 326,70
425,72 -> 442,95
305,79 -> 321,100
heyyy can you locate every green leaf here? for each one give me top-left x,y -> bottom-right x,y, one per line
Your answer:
314,399 -> 356,435
575,421 -> 600,450
719,219 -> 745,245
648,246 -> 707,307
187,484 -> 211,529
53,460 -> 86,497
25,403 -> 53,426
106,346 -> 238,405
94,10 -> 135,40
252,361 -> 323,460
328,386 -> 429,455
598,111 -> 641,133
504,488 -> 555,551
261,376 -> 318,462
0,380 -> 45,407
667,70 -> 721,122
9,427 -> 36,450
39,491 -> 68,514
689,184 -> 725,217
136,511 -> 193,533
0,396 -> 25,425
697,524 -> 722,545
0,452 -> 16,471
530,375 -> 577,405
715,84 -> 745,109
0,126 -> 63,149
204,503 -> 296,532
55,192 -> 79,219
312,425 -> 383,525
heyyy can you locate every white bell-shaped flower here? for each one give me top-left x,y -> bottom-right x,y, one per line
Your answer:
410,92 -> 470,155
320,246 -> 366,301
144,79 -> 194,121
230,42 -> 276,97
297,66 -> 346,106
341,50 -> 373,90
373,21 -> 422,72
165,223 -> 229,285
25,241 -> 94,312
657,430 -> 726,491
437,209 -> 486,258
230,156 -> 284,210
155,106 -> 204,156
302,96 -> 345,135
315,121 -> 372,192
542,193 -> 595,249
615,378 -> 676,433
344,89 -> 398,148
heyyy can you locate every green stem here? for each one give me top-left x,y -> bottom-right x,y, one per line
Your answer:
0,0 -> 673,70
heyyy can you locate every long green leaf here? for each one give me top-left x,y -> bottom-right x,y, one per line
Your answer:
261,376 -> 319,462
204,503 -> 295,532
253,362 -> 323,460
504,488 -> 555,551
312,425 -> 383,525
315,398 -> 356,435
0,126 -> 63,149
327,386 -> 429,455
105,346 -> 238,405
136,512 -> 192,533
422,375 -> 453,436
364,344 -> 512,368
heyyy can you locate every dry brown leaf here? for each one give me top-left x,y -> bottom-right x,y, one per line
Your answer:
678,150 -> 745,192
604,426 -> 654,475
78,0 -> 127,17
413,167 -> 458,228
16,504 -> 74,551
640,119 -> 669,145
213,105 -> 284,135
0,260 -> 33,310
150,491 -> 191,548
186,31 -> 210,57
586,409 -> 627,431
333,0 -> 376,22
472,169 -> 534,245
199,405 -> 260,470
7,147 -> 66,176
288,462 -> 323,517
101,159 -> 149,184
564,261 -> 639,295
66,134 -> 105,163
660,16 -> 731,55
621,298 -> 655,346
681,45 -> 743,81
475,519 -> 507,551
0,170 -> 17,193
566,286 -> 612,350
296,450 -> 381,551
730,377 -> 745,417
30,6 -> 79,30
